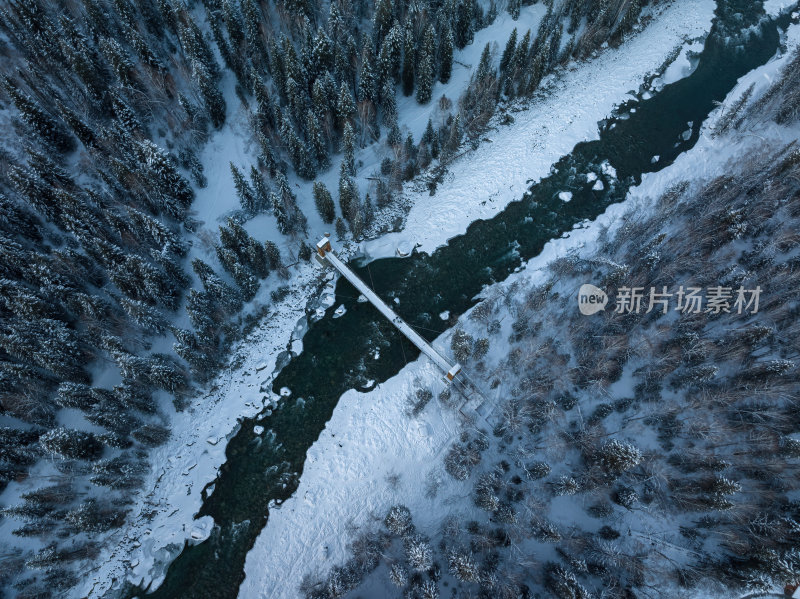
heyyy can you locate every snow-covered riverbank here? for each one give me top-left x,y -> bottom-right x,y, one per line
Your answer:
363,0 -> 716,259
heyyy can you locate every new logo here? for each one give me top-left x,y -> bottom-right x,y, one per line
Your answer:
578,284 -> 608,315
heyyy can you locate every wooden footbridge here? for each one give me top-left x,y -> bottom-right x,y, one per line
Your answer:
316,237 -> 463,384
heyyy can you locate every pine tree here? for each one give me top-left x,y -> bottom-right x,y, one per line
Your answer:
338,171 -> 359,223
448,548 -> 479,582
193,59 -> 226,129
341,122 -> 356,176
281,113 -> 316,179
298,241 -> 312,261
250,166 -> 270,213
508,29 -> 531,97
378,23 -> 403,85
99,37 -> 136,85
2,77 -> 75,153
232,163 -> 255,213
305,110 -> 329,170
54,100 -> 97,148
231,263 -> 258,300
359,43 -> 377,104
454,0 -> 473,49
372,0 -> 394,48
387,121 -> 402,146
381,79 -> 397,126
439,24 -> 454,84
475,43 -> 493,83
509,0 -> 521,20
40,427 -> 103,461
335,216 -> 347,240
443,114 -> 462,158
264,240 -> 282,270
311,27 -> 334,76
499,28 -> 518,77
415,49 -> 434,104
401,20 -> 415,96
384,504 -> 413,535
192,258 -> 242,313
406,535 -> 433,571
313,181 -> 336,223
271,191 -> 289,235
336,81 -> 356,129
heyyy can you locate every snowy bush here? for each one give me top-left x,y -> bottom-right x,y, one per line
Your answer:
388,563 -> 408,587
597,439 -> 642,475
524,461 -> 551,480
613,486 -> 638,509
39,428 -> 103,461
405,535 -> 433,572
385,505 -> 414,537
552,475 -> 580,496
447,548 -> 479,583
544,563 -> 590,599
450,328 -> 474,363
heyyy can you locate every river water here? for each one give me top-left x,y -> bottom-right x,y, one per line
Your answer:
133,2 -> 785,597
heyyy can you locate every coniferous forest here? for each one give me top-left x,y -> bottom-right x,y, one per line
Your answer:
0,0 -> 676,596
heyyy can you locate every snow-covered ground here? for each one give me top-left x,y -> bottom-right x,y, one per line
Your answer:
73,265 -> 324,598
363,0 -> 716,259
238,19 -> 800,599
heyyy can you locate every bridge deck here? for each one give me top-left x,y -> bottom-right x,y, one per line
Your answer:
317,238 -> 460,382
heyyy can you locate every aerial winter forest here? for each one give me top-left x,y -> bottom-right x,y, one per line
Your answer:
2,0 -> 800,597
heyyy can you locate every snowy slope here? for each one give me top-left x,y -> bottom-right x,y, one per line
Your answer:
363,0 -> 717,259
238,20 -> 800,599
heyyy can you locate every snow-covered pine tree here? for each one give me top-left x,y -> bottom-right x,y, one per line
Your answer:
401,19 -> 415,96
341,122 -> 356,176
39,427 -> 103,461
2,77 -> 75,153
313,181 -> 336,223
378,23 -> 403,85
405,535 -> 433,571
250,166 -> 270,213
359,43 -> 377,105
306,110 -> 330,170
415,49 -> 434,104
454,0 -> 474,49
439,23 -> 454,84
337,81 -> 356,129
338,170 -> 360,223
231,163 -> 256,213
335,216 -> 347,240
500,28 -> 518,80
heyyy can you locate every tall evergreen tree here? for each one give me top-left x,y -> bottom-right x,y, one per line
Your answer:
359,44 -> 377,104
401,20 -> 415,96
439,24 -> 454,84
305,110 -> 329,170
313,181 -> 336,223
336,81 -> 356,129
2,77 -> 75,153
341,122 -> 356,177
415,28 -> 434,105
454,0 -> 474,49
378,23 -> 403,85
250,166 -> 270,213
381,79 -> 397,127
193,59 -> 226,129
500,28 -> 518,77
